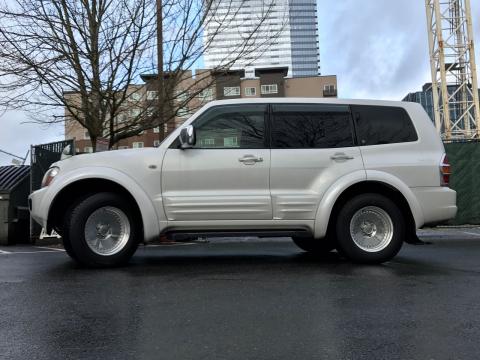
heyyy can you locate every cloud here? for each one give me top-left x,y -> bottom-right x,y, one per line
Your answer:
318,0 -> 480,100
0,111 -> 64,166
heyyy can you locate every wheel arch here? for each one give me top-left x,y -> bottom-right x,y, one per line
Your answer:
314,175 -> 424,241
47,171 -> 160,243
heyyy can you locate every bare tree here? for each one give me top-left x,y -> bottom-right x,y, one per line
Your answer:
0,0 -> 284,150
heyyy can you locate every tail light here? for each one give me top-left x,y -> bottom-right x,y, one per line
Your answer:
440,154 -> 451,187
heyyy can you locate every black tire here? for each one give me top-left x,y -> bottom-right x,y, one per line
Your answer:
292,236 -> 336,253
335,193 -> 405,264
62,194 -> 93,261
63,192 -> 140,267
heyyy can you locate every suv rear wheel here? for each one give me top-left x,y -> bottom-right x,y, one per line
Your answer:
335,193 -> 404,264
63,192 -> 140,267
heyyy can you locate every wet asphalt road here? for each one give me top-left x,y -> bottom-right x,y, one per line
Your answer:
1,229 -> 480,360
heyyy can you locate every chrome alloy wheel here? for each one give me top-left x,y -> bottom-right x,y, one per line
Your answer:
84,206 -> 131,256
349,206 -> 394,253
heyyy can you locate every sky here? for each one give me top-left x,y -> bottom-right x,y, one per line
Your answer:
1,0 -> 480,165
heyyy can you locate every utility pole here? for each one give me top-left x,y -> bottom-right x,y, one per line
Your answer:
156,0 -> 165,141
425,0 -> 480,140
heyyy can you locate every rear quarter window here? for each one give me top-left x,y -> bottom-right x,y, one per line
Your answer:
351,105 -> 418,146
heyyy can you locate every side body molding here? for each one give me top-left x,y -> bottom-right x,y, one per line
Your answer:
44,167 -> 161,243
313,170 -> 425,239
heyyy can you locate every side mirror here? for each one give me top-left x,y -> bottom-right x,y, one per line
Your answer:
179,125 -> 196,149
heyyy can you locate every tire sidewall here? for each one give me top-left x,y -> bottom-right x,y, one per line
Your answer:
335,193 -> 405,264
67,192 -> 139,267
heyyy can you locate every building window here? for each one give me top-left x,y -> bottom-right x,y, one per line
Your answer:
132,142 -> 144,148
199,138 -> 215,147
153,140 -> 161,147
324,84 -> 336,92
153,126 -> 160,133
261,84 -> 278,95
199,88 -> 214,102
177,107 -> 190,118
84,146 -> 93,153
223,137 -> 238,147
130,108 -> 141,117
323,84 -> 337,97
244,87 -> 256,96
164,123 -> 169,132
118,113 -> 128,123
176,89 -> 189,103
146,91 -> 158,100
84,131 -> 90,140
223,86 -> 240,97
146,107 -> 155,117
130,92 -> 142,101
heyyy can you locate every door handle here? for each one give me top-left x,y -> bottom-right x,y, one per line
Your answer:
239,155 -> 263,165
330,153 -> 354,161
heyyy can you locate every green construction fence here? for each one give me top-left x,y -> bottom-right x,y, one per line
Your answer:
444,142 -> 480,225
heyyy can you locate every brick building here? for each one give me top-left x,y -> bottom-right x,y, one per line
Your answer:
66,68 -> 337,152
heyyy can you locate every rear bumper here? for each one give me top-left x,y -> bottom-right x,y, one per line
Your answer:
411,187 -> 457,227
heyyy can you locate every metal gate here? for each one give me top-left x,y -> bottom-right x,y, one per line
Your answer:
30,140 -> 74,240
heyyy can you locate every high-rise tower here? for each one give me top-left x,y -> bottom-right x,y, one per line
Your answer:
203,0 -> 320,77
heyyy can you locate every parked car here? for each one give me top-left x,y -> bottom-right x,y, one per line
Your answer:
29,98 -> 457,267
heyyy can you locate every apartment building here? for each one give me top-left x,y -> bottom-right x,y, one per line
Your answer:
65,68 -> 337,152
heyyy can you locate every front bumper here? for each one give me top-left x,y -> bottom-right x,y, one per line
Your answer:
29,187 -> 49,229
412,187 -> 457,226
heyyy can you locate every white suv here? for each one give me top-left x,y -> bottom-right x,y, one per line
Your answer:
30,98 -> 457,267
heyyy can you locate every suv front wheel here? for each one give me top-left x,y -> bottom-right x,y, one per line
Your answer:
292,236 -> 336,254
335,193 -> 404,264
63,192 -> 140,267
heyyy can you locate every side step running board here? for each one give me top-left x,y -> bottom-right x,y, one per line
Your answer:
167,229 -> 312,242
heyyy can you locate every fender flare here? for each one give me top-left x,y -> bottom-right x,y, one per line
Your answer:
43,166 -> 160,242
313,170 -> 424,239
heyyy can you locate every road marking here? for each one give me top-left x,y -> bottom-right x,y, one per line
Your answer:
34,246 -> 66,252
462,231 -> 480,237
0,249 -> 11,254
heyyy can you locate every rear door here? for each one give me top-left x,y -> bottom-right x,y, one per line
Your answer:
161,104 -> 272,221
270,103 -> 365,220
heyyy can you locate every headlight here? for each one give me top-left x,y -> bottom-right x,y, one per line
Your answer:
41,167 -> 60,188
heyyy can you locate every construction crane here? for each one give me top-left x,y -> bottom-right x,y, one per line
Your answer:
425,0 -> 480,140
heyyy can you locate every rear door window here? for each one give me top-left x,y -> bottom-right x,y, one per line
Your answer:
271,104 -> 354,149
351,105 -> 418,146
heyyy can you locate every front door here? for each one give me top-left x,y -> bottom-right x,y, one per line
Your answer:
162,104 -> 272,221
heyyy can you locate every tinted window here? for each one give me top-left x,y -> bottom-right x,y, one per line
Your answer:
272,104 -> 354,149
193,105 -> 266,149
352,105 -> 418,146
